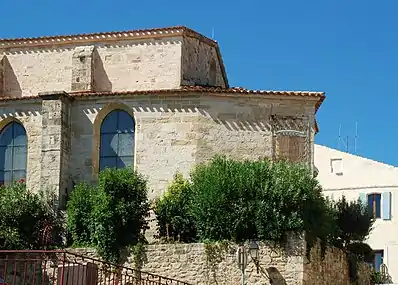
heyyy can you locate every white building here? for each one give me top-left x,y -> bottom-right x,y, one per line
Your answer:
314,144 -> 398,283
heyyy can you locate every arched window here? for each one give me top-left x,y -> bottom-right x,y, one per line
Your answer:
0,121 -> 27,185
99,110 -> 135,171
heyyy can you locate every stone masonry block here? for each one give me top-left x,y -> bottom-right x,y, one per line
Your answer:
0,56 -> 4,96
71,46 -> 95,91
40,91 -> 72,208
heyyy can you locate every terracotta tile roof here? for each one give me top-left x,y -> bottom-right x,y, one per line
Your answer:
69,85 -> 324,96
0,26 -> 213,46
0,86 -> 325,109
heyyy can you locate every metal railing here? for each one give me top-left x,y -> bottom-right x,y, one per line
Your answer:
0,250 -> 191,285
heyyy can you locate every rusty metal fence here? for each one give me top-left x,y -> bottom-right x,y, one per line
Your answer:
0,250 -> 191,285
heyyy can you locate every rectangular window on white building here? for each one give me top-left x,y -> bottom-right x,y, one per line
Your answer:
330,158 -> 343,175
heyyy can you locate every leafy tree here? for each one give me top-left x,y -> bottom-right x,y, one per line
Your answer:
327,196 -> 374,282
66,168 -> 150,263
255,160 -> 335,246
330,196 -> 374,250
0,181 -> 64,249
66,182 -> 96,247
154,173 -> 196,242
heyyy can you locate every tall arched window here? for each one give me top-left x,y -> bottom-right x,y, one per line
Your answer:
99,110 -> 135,171
0,121 -> 27,185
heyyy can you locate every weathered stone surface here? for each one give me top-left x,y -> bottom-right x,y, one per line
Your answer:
0,32 -> 232,97
70,235 -> 306,285
1,47 -> 74,97
181,37 -> 226,88
0,55 -> 4,96
40,92 -> 73,206
71,46 -> 95,92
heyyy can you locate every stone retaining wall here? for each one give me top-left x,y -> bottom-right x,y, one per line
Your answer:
71,235 -> 306,285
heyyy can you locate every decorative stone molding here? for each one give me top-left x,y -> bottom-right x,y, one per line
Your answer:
271,115 -> 311,165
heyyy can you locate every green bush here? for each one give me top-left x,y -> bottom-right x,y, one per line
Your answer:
189,157 -> 270,242
0,181 -> 64,249
154,173 -> 196,242
155,156 -> 374,251
254,160 -> 333,245
66,182 -> 96,247
155,156 -> 336,246
66,168 -> 150,263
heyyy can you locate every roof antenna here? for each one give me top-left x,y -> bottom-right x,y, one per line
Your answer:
338,124 -> 341,150
354,122 -> 358,154
211,28 -> 215,39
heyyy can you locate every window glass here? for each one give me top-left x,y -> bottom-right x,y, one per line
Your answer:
0,122 -> 28,185
99,110 -> 135,171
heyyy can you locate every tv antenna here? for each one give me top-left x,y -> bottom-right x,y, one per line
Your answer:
338,122 -> 359,154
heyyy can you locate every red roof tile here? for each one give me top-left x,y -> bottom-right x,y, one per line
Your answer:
0,26 -> 212,46
0,86 -> 324,109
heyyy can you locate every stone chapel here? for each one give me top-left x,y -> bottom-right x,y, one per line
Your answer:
0,26 -> 325,205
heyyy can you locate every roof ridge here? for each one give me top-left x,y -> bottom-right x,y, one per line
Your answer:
0,26 -> 218,46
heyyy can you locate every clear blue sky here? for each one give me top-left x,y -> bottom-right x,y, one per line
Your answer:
1,0 -> 397,165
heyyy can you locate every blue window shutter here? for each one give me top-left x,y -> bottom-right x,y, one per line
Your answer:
382,192 -> 392,220
359,193 -> 367,206
375,194 -> 381,218
375,251 -> 384,272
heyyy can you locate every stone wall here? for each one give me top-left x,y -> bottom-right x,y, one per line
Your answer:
181,37 -> 226,88
1,47 -> 74,97
93,37 -> 182,92
0,33 -> 229,98
70,235 -> 306,285
0,93 -> 315,199
68,95 -> 315,200
0,37 -> 182,97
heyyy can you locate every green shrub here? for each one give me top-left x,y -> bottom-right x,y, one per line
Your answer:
66,182 -> 96,247
155,156 -> 337,246
255,160 -> 333,245
0,182 -> 64,249
189,156 -> 270,242
154,173 -> 196,242
154,155 -> 374,256
66,168 -> 150,263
